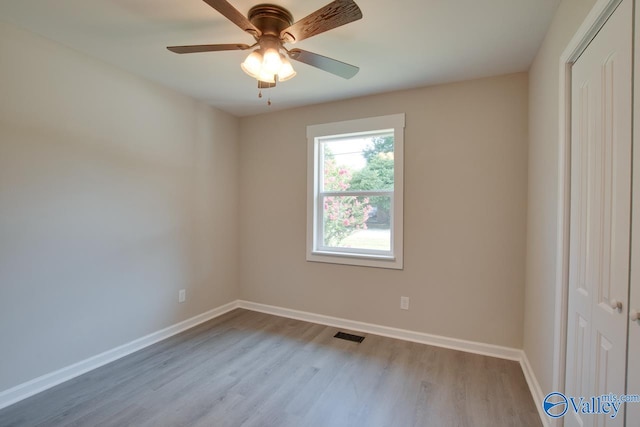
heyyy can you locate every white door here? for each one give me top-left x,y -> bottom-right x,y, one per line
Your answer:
565,1 -> 633,426
627,0 -> 640,424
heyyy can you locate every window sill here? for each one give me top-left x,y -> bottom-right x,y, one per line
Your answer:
307,250 -> 403,270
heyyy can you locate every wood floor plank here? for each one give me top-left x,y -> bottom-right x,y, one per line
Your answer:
0,309 -> 542,427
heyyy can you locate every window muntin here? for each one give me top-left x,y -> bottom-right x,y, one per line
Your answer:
307,114 -> 404,269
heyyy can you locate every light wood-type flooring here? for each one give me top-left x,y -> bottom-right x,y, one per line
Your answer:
0,309 -> 542,426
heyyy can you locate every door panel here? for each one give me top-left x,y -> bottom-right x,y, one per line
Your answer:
566,1 -> 632,426
627,0 -> 640,424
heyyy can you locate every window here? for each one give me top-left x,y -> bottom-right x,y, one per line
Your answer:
306,114 -> 405,269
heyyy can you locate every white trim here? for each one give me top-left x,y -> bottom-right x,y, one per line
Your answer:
520,352 -> 551,427
237,300 -> 522,360
0,300 -> 239,410
311,249 -> 395,260
553,0 -> 624,401
306,114 -> 406,139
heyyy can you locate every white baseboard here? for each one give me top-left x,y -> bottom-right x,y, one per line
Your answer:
237,300 -> 522,361
0,300 -> 239,411
520,352 -> 550,427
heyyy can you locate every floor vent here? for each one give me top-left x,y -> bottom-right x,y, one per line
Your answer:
334,332 -> 365,343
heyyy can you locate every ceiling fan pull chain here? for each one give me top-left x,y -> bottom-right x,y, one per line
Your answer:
257,87 -> 271,106
267,86 -> 272,106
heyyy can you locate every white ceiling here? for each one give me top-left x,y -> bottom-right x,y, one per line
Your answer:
0,0 -> 559,117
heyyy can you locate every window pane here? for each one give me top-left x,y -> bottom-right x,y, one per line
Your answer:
321,134 -> 394,192
322,195 -> 391,251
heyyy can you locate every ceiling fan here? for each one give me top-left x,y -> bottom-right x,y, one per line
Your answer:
167,0 -> 363,89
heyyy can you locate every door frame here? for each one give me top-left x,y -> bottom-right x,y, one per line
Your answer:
553,0 -> 625,420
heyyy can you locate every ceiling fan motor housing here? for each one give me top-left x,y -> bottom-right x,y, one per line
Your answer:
248,4 -> 294,38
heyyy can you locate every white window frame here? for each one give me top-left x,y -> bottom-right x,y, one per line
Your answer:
306,113 -> 405,269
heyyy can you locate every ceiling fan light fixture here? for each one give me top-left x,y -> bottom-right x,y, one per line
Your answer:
257,69 -> 276,84
278,57 -> 296,82
261,48 -> 283,75
240,50 -> 263,79
241,47 -> 296,84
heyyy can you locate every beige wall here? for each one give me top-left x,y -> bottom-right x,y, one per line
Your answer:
239,73 -> 529,348
2,0 -> 592,396
0,22 -> 240,392
524,0 -> 597,394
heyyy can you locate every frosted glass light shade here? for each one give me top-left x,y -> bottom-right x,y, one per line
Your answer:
241,51 -> 263,79
262,48 -> 283,75
278,58 -> 296,81
257,70 -> 276,83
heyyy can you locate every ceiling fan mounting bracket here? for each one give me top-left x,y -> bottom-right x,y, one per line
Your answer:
247,4 -> 293,38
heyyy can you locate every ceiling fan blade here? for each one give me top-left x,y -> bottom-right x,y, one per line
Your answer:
201,0 -> 262,37
167,43 -> 251,54
288,49 -> 359,79
280,0 -> 362,44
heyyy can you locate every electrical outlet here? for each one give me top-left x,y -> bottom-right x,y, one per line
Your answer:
179,289 -> 186,303
400,296 -> 409,310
